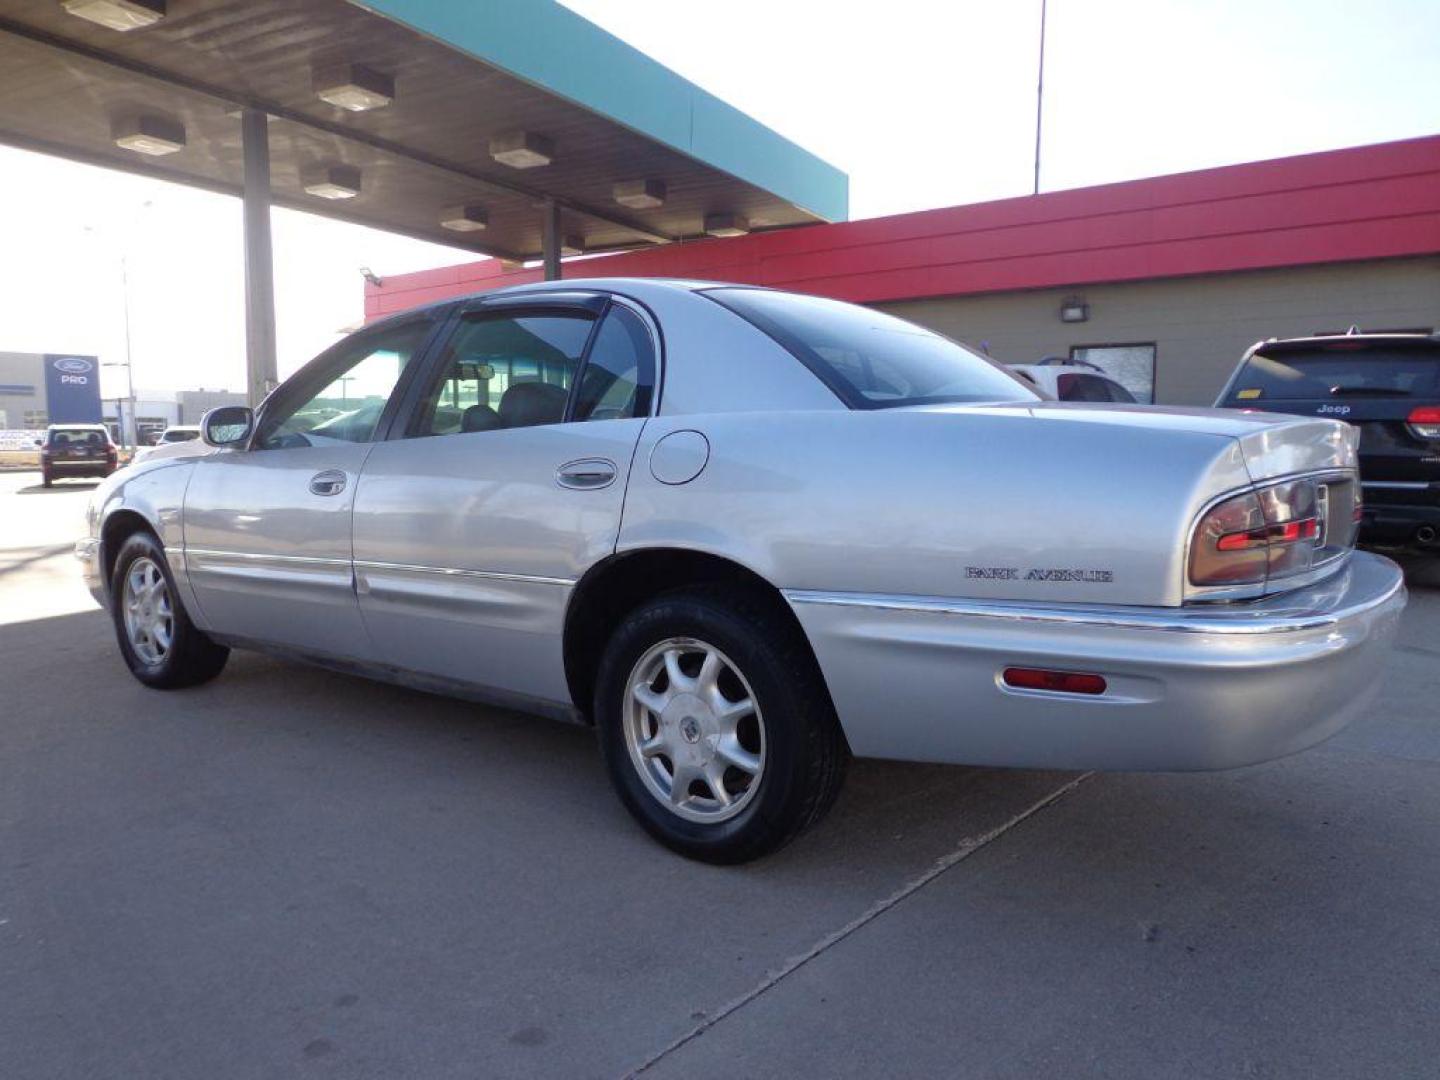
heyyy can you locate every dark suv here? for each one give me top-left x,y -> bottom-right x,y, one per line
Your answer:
1216,332 -> 1440,551
38,424 -> 118,487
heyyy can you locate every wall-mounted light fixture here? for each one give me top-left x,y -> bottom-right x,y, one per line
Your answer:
1059,296 -> 1090,323
112,112 -> 185,156
303,163 -> 362,200
63,0 -> 164,31
704,212 -> 749,238
490,130 -> 553,169
313,62 -> 395,112
439,204 -> 489,232
613,178 -> 667,210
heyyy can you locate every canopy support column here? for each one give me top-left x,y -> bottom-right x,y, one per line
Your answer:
241,108 -> 278,408
541,198 -> 562,281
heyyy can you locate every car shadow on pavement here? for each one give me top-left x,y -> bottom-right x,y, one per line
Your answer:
14,480 -> 101,495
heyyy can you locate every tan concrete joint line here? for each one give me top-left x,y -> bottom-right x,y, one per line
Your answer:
624,771 -> 1095,1078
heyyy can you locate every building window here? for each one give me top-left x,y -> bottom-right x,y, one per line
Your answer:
23,410 -> 49,429
1070,343 -> 1156,403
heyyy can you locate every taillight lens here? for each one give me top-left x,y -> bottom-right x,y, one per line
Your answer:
1190,478 -> 1326,587
1407,406 -> 1440,440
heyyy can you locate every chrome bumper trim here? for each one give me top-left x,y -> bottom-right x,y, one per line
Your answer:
785,556 -> 1404,637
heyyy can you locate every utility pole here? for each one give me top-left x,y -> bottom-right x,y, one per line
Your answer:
1033,0 -> 1048,196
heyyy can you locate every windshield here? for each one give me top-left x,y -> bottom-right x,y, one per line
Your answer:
1227,345 -> 1440,402
161,429 -> 199,443
706,288 -> 1038,409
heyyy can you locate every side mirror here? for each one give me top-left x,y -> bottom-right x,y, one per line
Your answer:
201,405 -> 254,447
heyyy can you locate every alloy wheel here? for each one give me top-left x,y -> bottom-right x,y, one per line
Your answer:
623,637 -> 766,823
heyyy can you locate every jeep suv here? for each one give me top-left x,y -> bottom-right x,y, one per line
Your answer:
1216,332 -> 1440,551
38,424 -> 118,487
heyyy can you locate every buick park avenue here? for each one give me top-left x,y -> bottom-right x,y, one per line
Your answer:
77,280 -> 1406,862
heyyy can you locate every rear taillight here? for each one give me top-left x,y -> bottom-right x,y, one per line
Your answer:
1189,478 -> 1330,588
105,447 -> 118,464
1407,406 -> 1440,440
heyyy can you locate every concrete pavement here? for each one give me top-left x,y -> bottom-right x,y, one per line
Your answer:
2,469 -> 1438,1078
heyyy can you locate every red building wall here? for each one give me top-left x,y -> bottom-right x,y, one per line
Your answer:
365,134 -> 1440,322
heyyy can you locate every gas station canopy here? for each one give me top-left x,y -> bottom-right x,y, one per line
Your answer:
0,0 -> 848,260
0,0 -> 846,405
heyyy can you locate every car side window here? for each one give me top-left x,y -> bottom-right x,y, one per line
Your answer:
572,305 -> 656,422
411,310 -> 595,437
1105,379 -> 1136,403
253,321 -> 432,450
1056,373 -> 1112,402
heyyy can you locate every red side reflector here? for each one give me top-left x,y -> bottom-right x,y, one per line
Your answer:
1002,668 -> 1107,695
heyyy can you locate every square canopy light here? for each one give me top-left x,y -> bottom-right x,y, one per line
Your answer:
704,212 -> 750,238
490,130 -> 554,169
1059,296 -> 1090,323
112,113 -> 185,156
613,178 -> 667,210
63,0 -> 165,31
439,204 -> 489,232
303,163 -> 362,200
313,62 -> 395,112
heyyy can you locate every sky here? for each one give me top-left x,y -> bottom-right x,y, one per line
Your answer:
0,0 -> 1436,402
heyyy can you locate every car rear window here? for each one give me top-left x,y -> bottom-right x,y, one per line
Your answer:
706,288 -> 1038,409
1226,345 -> 1440,402
49,428 -> 106,444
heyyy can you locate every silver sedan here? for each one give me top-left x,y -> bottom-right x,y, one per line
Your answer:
77,279 -> 1406,862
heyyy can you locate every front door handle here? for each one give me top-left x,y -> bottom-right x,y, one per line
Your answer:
309,469 -> 347,496
556,458 -> 617,490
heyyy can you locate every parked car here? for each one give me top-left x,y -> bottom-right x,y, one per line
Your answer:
131,425 -> 204,465
1010,358 -> 1137,402
39,423 -> 117,487
77,280 -> 1405,862
1215,331 -> 1440,552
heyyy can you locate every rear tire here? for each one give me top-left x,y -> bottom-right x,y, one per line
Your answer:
595,585 -> 848,863
110,531 -> 229,689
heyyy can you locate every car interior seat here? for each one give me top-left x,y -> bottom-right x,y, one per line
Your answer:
460,403 -> 502,433
498,382 -> 568,429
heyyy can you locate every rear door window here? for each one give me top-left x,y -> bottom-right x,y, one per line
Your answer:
410,310 -> 595,436
1227,346 -> 1440,402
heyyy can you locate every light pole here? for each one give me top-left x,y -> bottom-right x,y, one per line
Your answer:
85,198 -> 152,451
1033,0 -> 1048,196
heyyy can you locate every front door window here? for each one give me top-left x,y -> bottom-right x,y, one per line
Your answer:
254,321 -> 432,450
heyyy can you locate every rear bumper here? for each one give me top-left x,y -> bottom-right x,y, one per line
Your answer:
786,551 -> 1406,771
46,460 -> 115,476
1358,493 -> 1440,545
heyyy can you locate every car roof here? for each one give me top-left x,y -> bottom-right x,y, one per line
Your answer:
1254,332 -> 1440,354
46,423 -> 107,430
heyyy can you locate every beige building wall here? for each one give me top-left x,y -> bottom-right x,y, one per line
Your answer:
877,256 -> 1440,406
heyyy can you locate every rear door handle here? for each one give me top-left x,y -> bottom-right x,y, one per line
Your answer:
556,458 -> 617,490
309,469 -> 347,496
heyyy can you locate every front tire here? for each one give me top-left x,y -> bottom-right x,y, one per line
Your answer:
110,531 -> 229,689
595,586 -> 848,863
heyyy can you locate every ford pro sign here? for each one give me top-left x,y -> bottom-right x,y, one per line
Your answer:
44,354 -> 102,422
